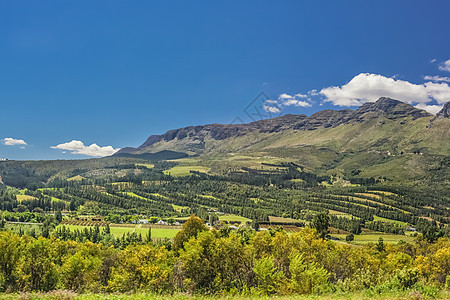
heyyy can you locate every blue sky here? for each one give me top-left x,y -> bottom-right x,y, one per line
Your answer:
1,1 -> 450,160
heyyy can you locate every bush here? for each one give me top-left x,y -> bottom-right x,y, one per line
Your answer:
346,233 -> 354,242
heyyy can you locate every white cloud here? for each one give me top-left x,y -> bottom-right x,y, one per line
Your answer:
309,89 -> 319,96
320,73 -> 431,106
414,104 -> 443,115
423,81 -> 450,104
263,105 -> 281,113
2,138 -> 27,146
284,99 -> 312,107
319,73 -> 450,113
278,93 -> 293,99
430,59 -> 437,63
438,59 -> 450,72
263,93 -> 312,113
424,75 -> 450,83
264,99 -> 278,104
294,93 -> 308,98
51,140 -> 120,157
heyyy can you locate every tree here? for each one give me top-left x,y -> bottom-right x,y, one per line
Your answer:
104,223 -> 111,235
55,210 -> 62,223
69,200 -> 77,211
173,215 -> 208,251
208,214 -> 219,226
346,233 -> 354,242
108,244 -> 173,293
311,212 -> 329,239
376,237 -> 385,252
146,227 -> 152,243
252,220 -> 260,231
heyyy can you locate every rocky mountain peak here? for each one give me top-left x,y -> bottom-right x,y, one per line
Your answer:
115,97 -> 436,156
354,97 -> 431,120
436,101 -> 450,119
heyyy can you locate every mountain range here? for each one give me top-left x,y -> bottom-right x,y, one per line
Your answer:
114,97 -> 449,182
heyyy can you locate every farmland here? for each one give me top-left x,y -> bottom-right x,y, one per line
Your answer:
163,165 -> 211,176
330,233 -> 415,244
0,131 -> 449,297
56,224 -> 180,239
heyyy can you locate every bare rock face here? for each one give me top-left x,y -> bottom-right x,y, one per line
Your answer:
116,97 -> 435,155
352,97 -> 432,120
435,101 -> 450,119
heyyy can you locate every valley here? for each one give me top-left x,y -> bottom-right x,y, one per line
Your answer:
0,98 -> 449,297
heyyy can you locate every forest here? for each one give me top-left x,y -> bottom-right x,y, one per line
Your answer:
0,157 -> 449,298
0,215 -> 449,297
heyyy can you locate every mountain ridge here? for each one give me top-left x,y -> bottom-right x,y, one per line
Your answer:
116,97 -> 443,156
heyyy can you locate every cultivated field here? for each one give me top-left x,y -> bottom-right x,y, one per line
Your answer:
163,165 -> 211,176
331,233 -> 415,244
56,224 -> 180,239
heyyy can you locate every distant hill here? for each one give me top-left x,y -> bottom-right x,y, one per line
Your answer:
0,98 -> 448,188
114,150 -> 189,160
114,97 -> 450,181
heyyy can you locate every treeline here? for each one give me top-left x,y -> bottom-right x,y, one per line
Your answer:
366,221 -> 405,235
52,224 -> 167,249
329,216 -> 362,234
0,216 -> 449,295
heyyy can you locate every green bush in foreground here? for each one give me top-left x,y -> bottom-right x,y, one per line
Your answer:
0,216 -> 449,296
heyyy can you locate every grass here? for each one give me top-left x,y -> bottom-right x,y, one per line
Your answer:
373,215 -> 408,226
328,210 -> 355,219
199,195 -> 220,201
123,192 -> 149,200
136,163 -> 155,169
370,190 -> 397,196
56,224 -> 179,239
268,216 -> 300,223
16,194 -> 37,201
149,193 -> 168,199
172,204 -> 189,212
219,214 -> 251,224
67,175 -> 85,181
6,223 -> 42,235
163,165 -> 211,177
1,289 -> 449,299
331,233 -> 415,244
50,197 -> 66,203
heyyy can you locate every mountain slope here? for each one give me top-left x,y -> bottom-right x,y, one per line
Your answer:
114,98 -> 449,182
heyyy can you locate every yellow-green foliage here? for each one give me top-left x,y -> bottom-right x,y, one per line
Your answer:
163,165 -> 210,177
15,194 -> 37,202
136,163 -> 155,169
67,175 -> 85,181
0,216 -> 449,295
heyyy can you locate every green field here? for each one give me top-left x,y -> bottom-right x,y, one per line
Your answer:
56,224 -> 180,239
123,192 -> 149,200
16,194 -> 37,201
172,204 -> 189,212
163,165 -> 211,176
136,163 -> 155,169
331,233 -> 415,244
218,214 -> 251,223
373,215 -> 408,226
67,175 -> 85,181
